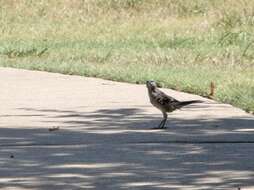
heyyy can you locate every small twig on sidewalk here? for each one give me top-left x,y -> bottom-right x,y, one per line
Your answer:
48,126 -> 60,132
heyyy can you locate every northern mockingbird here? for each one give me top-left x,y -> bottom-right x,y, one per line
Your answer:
146,80 -> 202,129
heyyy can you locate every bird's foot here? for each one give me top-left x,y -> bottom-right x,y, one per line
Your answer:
151,126 -> 167,130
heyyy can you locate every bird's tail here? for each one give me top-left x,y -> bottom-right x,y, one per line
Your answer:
177,100 -> 202,108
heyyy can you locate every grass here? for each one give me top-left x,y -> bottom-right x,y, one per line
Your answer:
0,0 -> 253,113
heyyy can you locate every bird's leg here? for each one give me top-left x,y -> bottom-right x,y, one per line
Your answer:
152,112 -> 168,129
153,119 -> 165,129
160,112 -> 168,129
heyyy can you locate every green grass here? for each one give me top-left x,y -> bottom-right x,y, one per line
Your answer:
0,0 -> 254,113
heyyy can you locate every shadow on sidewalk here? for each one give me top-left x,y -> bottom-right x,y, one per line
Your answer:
0,107 -> 253,189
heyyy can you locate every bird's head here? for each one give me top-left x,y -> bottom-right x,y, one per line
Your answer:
146,80 -> 157,91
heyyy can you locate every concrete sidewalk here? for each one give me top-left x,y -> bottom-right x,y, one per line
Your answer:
0,68 -> 253,189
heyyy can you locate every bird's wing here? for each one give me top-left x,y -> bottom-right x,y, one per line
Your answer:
155,90 -> 179,105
